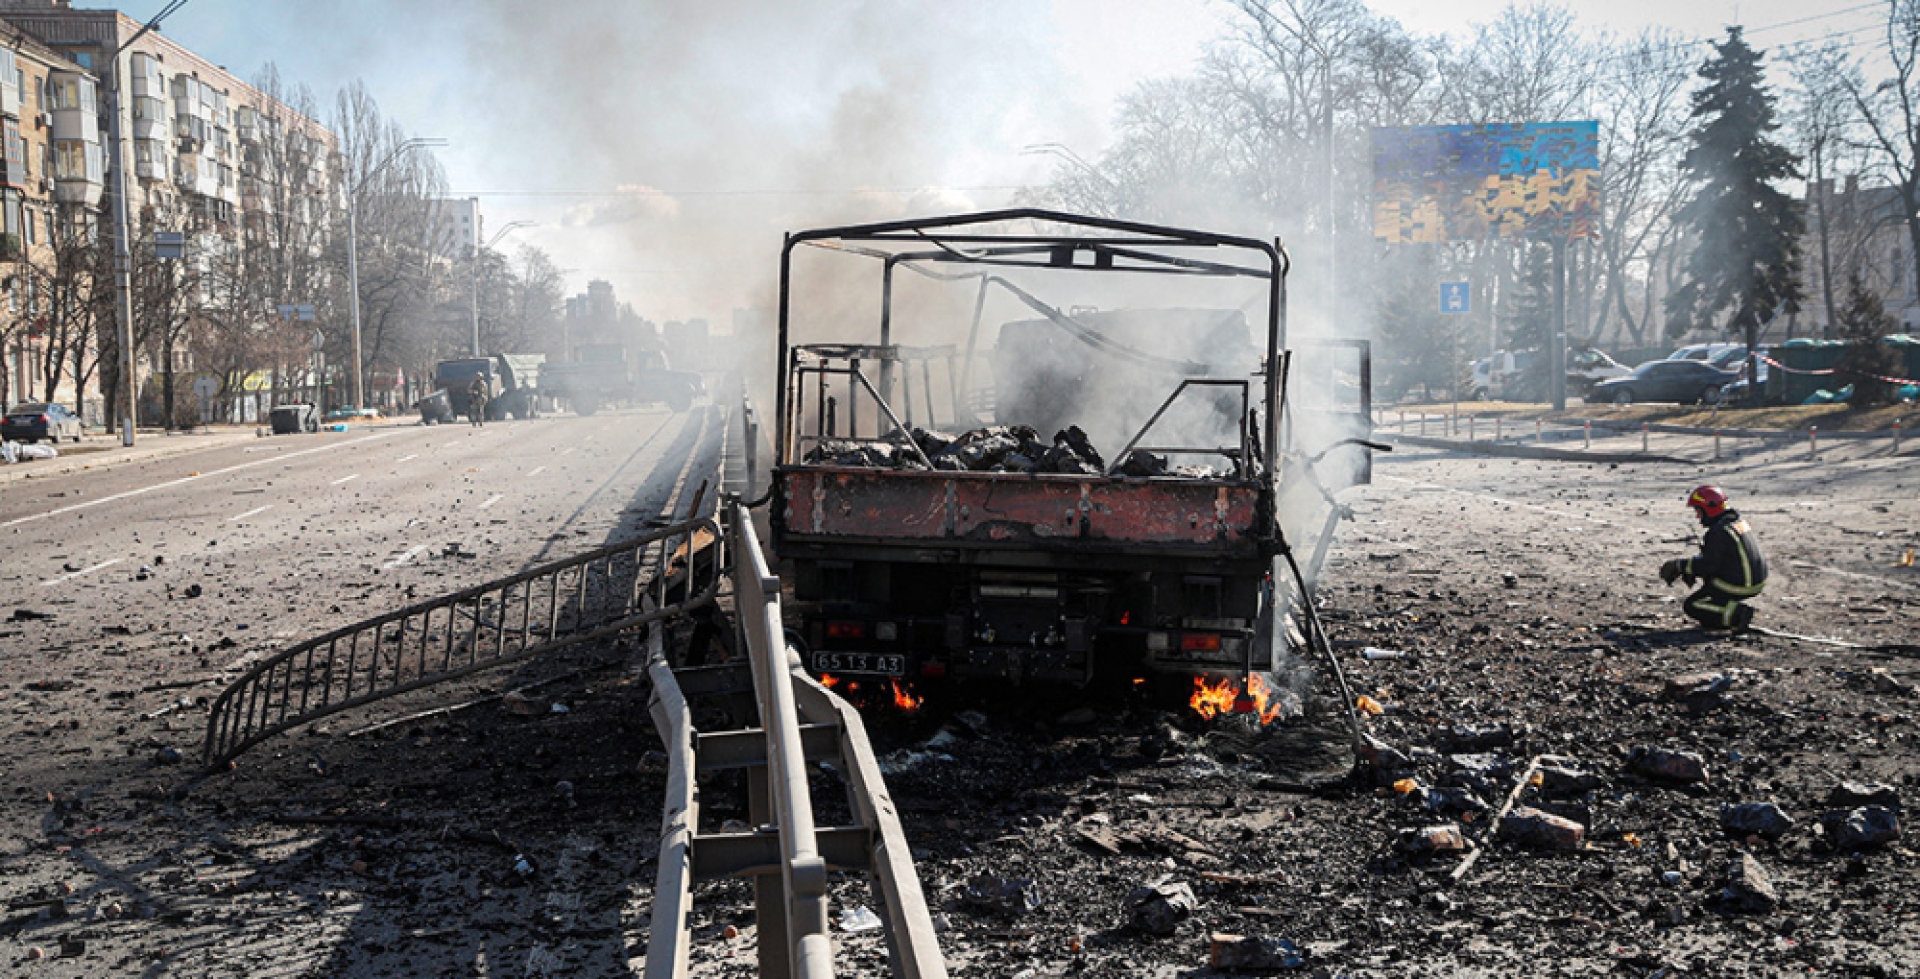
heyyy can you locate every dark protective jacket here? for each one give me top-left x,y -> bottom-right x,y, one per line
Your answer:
1681,510 -> 1767,596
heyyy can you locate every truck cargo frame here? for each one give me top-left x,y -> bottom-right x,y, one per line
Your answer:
769,209 -> 1368,686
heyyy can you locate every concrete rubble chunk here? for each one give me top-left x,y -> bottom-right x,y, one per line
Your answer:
964,875 -> 1042,916
1663,671 -> 1733,702
1720,802 -> 1795,840
1829,782 -> 1902,812
1417,785 -> 1489,816
1722,853 -> 1778,913
1498,806 -> 1586,850
1536,763 -> 1604,796
1399,824 -> 1468,854
1820,807 -> 1902,850
1209,933 -> 1305,971
1127,881 -> 1197,935
1627,746 -> 1709,783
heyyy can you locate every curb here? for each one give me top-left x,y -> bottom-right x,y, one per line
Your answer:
1564,417 -> 1913,441
1385,433 -> 1692,464
0,429 -> 264,486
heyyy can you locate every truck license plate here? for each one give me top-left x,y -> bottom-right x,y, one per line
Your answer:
811,652 -> 906,676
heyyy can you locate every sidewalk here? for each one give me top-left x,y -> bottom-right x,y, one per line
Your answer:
0,426 -> 265,486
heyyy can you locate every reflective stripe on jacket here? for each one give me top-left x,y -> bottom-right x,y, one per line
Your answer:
1681,511 -> 1767,596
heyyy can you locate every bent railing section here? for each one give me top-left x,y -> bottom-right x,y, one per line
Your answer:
202,512 -> 724,770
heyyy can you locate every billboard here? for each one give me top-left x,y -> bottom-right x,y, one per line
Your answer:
1372,122 -> 1599,243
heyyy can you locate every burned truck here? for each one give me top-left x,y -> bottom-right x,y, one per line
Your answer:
768,209 -> 1373,688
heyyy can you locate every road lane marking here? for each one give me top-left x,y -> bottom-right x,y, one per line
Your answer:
42,558 -> 124,586
228,505 -> 273,523
560,447 -> 575,456
479,493 -> 505,511
0,433 -> 395,529
397,453 -> 418,463
383,544 -> 429,569
528,465 -> 546,476
331,474 -> 359,486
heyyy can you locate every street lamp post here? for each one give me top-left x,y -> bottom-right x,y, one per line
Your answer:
346,136 -> 446,409
471,220 -> 532,357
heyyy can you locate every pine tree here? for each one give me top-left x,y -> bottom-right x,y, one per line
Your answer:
1665,27 -> 1804,405
1836,270 -> 1901,405
1499,243 -> 1555,399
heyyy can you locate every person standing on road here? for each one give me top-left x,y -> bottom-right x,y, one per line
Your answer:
467,374 -> 489,427
1661,485 -> 1767,631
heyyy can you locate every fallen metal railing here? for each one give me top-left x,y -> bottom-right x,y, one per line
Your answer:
202,512 -> 724,770
646,501 -> 947,978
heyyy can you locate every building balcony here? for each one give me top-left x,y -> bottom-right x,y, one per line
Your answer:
53,176 -> 101,206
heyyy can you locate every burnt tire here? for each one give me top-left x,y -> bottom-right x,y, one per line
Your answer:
667,386 -> 694,413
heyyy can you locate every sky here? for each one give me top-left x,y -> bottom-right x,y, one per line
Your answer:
140,0 -> 1884,322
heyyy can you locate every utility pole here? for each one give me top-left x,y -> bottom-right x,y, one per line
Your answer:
471,218 -> 531,357
106,0 -> 192,446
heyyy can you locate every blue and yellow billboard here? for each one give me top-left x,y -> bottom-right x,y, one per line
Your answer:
1372,122 -> 1599,243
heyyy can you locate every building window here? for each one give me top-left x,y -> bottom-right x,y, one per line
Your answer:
24,208 -> 34,246
53,140 -> 87,180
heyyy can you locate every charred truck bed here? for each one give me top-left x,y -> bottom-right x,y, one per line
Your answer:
768,209 -> 1373,687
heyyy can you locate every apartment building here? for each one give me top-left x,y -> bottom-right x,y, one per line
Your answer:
0,0 -> 337,423
0,27 -> 98,408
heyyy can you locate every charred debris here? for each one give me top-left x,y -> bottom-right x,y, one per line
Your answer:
803,423 -> 1224,479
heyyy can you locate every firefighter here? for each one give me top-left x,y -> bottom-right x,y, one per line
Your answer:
1660,485 -> 1766,631
467,374 -> 489,427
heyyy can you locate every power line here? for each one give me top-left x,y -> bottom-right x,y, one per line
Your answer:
450,186 -> 1026,199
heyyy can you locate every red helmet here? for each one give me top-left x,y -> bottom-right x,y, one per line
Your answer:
1686,485 -> 1729,519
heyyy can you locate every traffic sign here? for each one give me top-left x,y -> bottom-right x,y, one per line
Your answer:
155,231 -> 186,260
1439,281 -> 1471,315
192,376 -> 219,399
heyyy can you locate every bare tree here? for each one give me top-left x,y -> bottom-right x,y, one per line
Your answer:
1589,30 -> 1696,347
1847,0 -> 1920,313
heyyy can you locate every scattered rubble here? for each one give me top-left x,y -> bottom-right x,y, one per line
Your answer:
1126,881 -> 1197,935
1720,801 -> 1795,840
1722,853 -> 1780,913
1627,745 -> 1710,783
1821,807 -> 1902,850
1497,806 -> 1586,851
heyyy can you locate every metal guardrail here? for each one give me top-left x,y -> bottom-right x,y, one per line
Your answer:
646,501 -> 948,978
202,512 -> 725,770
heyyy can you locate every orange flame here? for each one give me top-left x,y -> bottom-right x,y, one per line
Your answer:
889,679 -> 924,712
1189,676 -> 1238,721
1245,673 -> 1286,725
819,674 -> 841,689
1190,675 -> 1286,724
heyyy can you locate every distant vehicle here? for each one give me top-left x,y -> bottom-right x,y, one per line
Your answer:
2,403 -> 82,443
542,344 -> 703,415
1586,359 -> 1739,405
432,354 -> 543,422
1469,348 -> 1629,400
323,406 -> 383,424
1667,342 -> 1743,364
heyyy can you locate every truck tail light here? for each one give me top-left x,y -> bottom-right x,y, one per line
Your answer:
39,414 -> 50,423
1180,633 -> 1221,653
826,620 -> 865,640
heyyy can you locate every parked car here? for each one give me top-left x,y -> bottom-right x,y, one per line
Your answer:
1667,342 -> 1743,364
1470,348 -> 1630,400
1587,359 -> 1741,405
2,403 -> 83,443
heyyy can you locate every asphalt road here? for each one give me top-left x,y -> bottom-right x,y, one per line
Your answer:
0,404 -> 726,976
